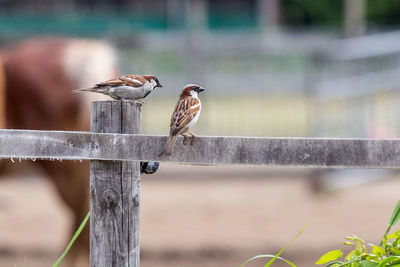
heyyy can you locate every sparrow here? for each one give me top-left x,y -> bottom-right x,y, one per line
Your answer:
159,84 -> 205,156
74,74 -> 162,102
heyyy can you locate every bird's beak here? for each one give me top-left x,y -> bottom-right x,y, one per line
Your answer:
197,87 -> 205,93
157,81 -> 163,88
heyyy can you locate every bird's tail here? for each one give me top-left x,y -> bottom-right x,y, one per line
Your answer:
159,135 -> 178,156
73,87 -> 105,93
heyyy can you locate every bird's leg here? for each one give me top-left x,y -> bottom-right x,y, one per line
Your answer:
186,131 -> 197,145
135,100 -> 146,105
181,133 -> 189,145
131,100 -> 145,111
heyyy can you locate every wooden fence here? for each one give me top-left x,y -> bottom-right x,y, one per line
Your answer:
1,100 -> 399,266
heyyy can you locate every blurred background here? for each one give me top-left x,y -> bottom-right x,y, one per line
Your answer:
0,0 -> 400,266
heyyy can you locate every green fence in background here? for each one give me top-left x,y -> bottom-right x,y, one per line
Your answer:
0,11 -> 256,37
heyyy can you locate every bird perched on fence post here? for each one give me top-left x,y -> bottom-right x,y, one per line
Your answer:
160,84 -> 205,156
74,74 -> 162,104
75,74 -> 162,174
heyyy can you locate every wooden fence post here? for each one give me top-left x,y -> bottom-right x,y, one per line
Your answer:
90,101 -> 141,267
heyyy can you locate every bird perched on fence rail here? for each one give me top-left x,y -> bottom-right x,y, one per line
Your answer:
160,84 -> 205,156
74,74 -> 162,103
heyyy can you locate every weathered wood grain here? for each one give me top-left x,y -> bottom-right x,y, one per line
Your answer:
0,129 -> 400,168
90,101 -> 140,267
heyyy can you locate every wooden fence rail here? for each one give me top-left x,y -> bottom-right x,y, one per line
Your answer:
0,129 -> 399,168
0,100 -> 400,266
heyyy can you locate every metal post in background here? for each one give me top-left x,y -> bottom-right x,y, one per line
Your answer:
345,0 -> 366,37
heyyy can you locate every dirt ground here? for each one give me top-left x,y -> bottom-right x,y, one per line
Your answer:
0,163 -> 399,267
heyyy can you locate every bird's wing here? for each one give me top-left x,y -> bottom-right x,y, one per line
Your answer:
170,97 -> 200,136
126,75 -> 148,84
96,75 -> 144,87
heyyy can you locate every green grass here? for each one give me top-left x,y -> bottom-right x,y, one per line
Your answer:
242,221 -> 312,267
53,211 -> 90,267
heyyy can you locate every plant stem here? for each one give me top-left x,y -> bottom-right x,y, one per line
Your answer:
53,211 -> 90,267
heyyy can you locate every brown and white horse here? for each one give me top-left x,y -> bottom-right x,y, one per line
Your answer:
0,37 -> 117,266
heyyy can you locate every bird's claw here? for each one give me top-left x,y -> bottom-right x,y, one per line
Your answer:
127,100 -> 145,111
133,100 -> 144,111
183,136 -> 188,145
190,136 -> 195,145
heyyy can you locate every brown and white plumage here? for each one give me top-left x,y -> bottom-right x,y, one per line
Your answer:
74,74 -> 162,101
160,84 -> 205,156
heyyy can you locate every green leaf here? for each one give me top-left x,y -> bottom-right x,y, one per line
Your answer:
365,255 -> 381,262
360,260 -> 378,267
342,259 -> 364,266
382,201 -> 400,247
388,230 -> 400,239
346,236 -> 363,242
346,235 -> 367,254
315,249 -> 343,265
53,211 -> 90,267
241,254 -> 296,267
378,256 -> 400,267
344,241 -> 354,247
325,262 -> 343,267
346,249 -> 362,261
391,247 -> 400,255
371,245 -> 386,256
389,201 -> 400,227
